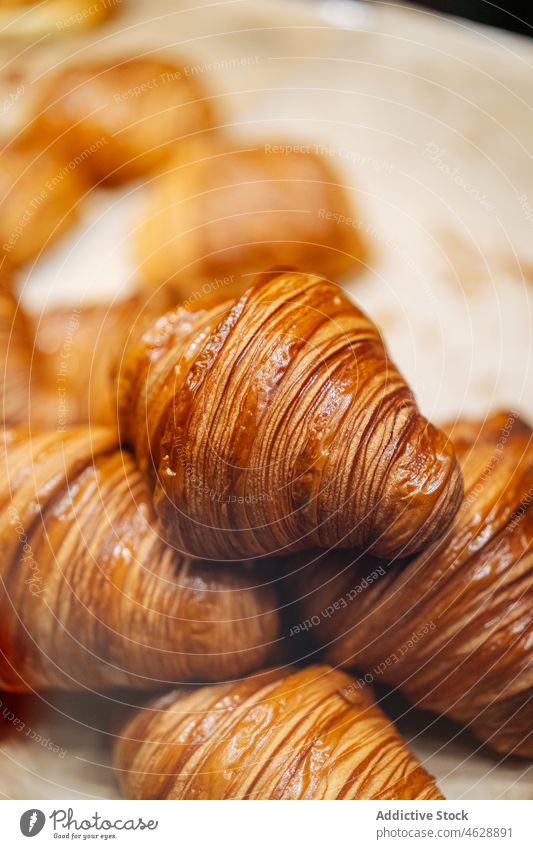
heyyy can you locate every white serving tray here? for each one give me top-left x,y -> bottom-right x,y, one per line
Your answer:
1,0 -> 532,800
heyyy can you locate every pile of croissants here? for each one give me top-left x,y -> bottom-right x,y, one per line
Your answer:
0,52 -> 531,801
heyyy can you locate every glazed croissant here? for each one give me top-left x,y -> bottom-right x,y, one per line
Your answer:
284,412 -> 533,757
114,665 -> 443,800
25,56 -> 217,185
0,427 -> 279,691
135,138 -> 367,300
119,270 -> 463,561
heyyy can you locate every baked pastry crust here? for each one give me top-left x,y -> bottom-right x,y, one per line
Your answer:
285,412 -> 533,756
0,427 -> 279,690
114,664 -> 443,800
119,270 -> 463,560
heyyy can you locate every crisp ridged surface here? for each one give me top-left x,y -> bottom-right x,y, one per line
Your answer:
0,427 -> 279,691
119,271 -> 463,561
286,412 -> 533,756
25,57 -> 217,185
114,665 -> 443,800
135,139 -> 367,298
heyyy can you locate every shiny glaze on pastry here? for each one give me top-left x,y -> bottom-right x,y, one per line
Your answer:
119,270 -> 463,560
115,664 -> 443,800
0,427 -> 279,690
285,412 -> 533,756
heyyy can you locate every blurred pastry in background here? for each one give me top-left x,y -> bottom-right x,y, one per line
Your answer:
31,297 -> 140,427
31,290 -> 170,427
0,0 -> 117,41
134,138 -> 367,302
25,56 -> 218,185
0,274 -> 39,425
0,144 -> 86,269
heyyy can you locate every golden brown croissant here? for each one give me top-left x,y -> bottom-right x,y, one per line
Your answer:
0,427 -> 279,691
134,138 -> 367,300
284,412 -> 533,756
0,144 -> 85,268
119,270 -> 463,561
26,56 -> 217,185
114,664 -> 443,800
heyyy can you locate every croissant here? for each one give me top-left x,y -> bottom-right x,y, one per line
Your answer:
30,295 -> 167,427
0,144 -> 85,268
0,427 -> 279,691
0,276 -> 37,425
284,412 -> 533,757
1,283 -> 148,428
1,270 -> 195,434
119,270 -> 463,561
114,664 -> 443,800
26,56 -> 217,185
134,138 -> 367,300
